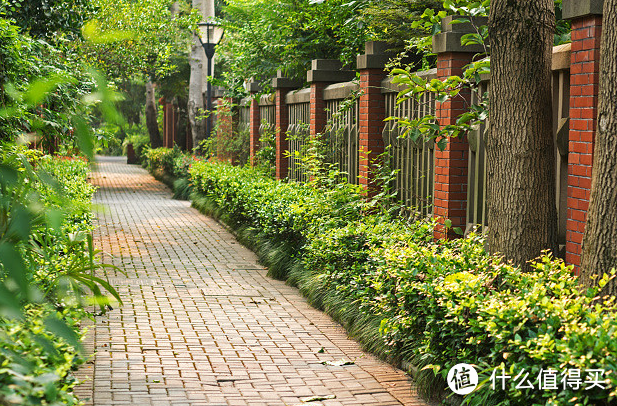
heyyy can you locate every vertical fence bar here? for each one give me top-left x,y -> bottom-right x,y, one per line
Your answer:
381,71 -> 437,218
286,88 -> 311,182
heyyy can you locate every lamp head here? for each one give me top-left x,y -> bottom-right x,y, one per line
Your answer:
197,21 -> 224,47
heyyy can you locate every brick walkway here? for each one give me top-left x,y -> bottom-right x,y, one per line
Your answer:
76,156 -> 429,406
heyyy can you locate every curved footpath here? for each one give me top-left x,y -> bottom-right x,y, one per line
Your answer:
76,156 -> 430,406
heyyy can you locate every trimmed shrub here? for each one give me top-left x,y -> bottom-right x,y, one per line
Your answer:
0,149 -> 113,405
185,160 -> 616,406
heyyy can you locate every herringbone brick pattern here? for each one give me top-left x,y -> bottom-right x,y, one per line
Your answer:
75,156 -> 429,406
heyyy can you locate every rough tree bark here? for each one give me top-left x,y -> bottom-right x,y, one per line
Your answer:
579,0 -> 617,293
486,0 -> 558,269
188,0 -> 206,149
145,79 -> 163,149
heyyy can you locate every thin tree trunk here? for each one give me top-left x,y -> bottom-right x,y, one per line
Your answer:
145,79 -> 163,148
486,0 -> 558,269
188,0 -> 206,149
579,0 -> 617,293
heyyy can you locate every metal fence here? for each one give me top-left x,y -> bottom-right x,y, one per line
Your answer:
258,93 -> 276,148
286,88 -> 311,182
324,82 -> 360,184
466,44 -> 571,246
381,69 -> 437,217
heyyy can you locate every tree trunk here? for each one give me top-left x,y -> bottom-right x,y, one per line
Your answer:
188,33 -> 206,149
486,0 -> 558,269
145,79 -> 163,148
579,0 -> 617,293
188,0 -> 206,149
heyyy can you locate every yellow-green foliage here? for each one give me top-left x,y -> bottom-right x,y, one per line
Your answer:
188,160 -> 616,406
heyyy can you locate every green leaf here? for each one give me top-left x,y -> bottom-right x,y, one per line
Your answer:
24,75 -> 69,106
44,314 -> 82,351
437,137 -> 448,151
0,164 -> 19,188
0,243 -> 29,296
73,116 -> 94,160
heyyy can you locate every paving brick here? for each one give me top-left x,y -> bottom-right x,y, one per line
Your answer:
75,156 -> 432,406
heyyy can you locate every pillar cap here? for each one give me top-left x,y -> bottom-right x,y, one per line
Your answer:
432,15 -> 488,54
272,70 -> 303,89
213,86 -> 225,98
357,41 -> 395,70
307,59 -> 355,83
563,0 -> 604,19
244,79 -> 262,93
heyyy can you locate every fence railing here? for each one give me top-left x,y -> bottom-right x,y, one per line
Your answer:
381,69 -> 437,217
466,44 -> 571,246
324,81 -> 360,184
285,89 -> 311,182
258,93 -> 276,148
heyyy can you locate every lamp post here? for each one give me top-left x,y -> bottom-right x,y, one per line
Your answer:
197,21 -> 224,139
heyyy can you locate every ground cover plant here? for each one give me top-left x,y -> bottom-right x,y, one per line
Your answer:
146,149 -> 617,406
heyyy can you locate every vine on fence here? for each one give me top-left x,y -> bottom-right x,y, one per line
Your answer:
388,1 -> 490,150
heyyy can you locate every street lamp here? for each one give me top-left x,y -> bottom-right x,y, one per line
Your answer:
197,21 -> 224,139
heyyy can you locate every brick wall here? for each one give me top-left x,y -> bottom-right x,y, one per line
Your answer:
309,83 -> 329,137
433,53 -> 473,239
249,95 -> 260,166
565,14 -> 603,270
358,68 -> 387,191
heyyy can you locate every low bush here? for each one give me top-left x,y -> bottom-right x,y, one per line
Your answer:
123,130 -> 150,164
0,146 -> 117,405
144,146 -> 196,199
184,160 -> 616,406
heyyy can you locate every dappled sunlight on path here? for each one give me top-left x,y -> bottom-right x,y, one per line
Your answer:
76,156 -> 428,406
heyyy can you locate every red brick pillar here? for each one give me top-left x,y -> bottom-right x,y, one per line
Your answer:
171,103 -> 179,148
216,97 -> 234,162
563,0 -> 604,270
357,42 -> 392,191
432,16 -> 486,239
164,102 -> 175,148
246,80 -> 261,166
272,72 -> 302,179
307,59 -> 356,138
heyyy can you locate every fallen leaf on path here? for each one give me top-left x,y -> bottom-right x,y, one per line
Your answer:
300,394 -> 335,402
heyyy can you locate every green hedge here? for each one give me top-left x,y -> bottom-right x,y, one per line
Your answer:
149,148 -> 617,406
0,148 -> 108,405
145,147 -> 195,199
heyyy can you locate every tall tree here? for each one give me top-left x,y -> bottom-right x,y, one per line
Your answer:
188,0 -> 211,149
579,0 -> 617,292
81,0 -> 197,147
486,0 -> 558,268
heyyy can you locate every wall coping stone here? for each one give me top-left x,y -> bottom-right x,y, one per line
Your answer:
258,93 -> 275,106
553,43 -> 571,71
324,81 -> 360,100
285,87 -> 311,104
